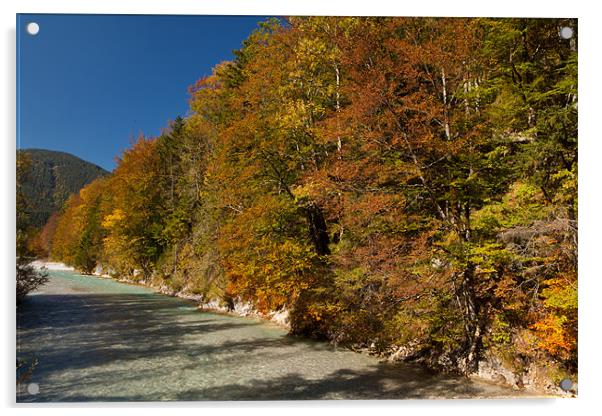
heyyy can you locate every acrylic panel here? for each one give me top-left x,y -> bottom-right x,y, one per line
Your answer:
16,14 -> 578,402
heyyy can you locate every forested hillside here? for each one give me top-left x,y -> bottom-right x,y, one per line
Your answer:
40,17 -> 577,388
19,149 -> 108,228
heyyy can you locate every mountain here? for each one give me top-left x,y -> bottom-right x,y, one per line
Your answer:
18,149 -> 109,228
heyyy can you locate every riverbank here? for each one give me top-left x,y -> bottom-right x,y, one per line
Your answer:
29,260 -> 571,398
31,260 -> 292,329
30,260 -> 74,271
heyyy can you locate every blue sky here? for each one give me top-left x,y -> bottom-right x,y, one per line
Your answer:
17,14 -> 269,171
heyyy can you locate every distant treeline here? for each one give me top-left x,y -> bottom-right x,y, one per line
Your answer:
33,18 -> 577,382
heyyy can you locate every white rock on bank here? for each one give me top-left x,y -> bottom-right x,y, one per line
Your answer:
269,308 -> 290,327
199,299 -> 227,312
475,356 -> 520,388
197,298 -> 290,329
232,301 -> 254,316
92,264 -> 111,278
175,291 -> 204,303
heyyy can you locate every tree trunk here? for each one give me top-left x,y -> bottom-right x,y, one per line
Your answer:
441,68 -> 451,141
305,203 -> 331,255
334,61 -> 342,155
454,263 -> 481,374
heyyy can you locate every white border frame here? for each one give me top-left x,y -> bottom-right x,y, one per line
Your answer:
2,1 -> 599,415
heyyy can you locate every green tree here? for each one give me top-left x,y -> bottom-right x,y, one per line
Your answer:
16,151 -> 48,303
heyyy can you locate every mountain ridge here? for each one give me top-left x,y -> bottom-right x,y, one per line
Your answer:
18,148 -> 109,228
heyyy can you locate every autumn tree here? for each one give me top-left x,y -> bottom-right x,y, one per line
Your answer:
101,136 -> 165,279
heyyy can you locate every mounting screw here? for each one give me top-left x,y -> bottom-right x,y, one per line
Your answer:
26,22 -> 40,36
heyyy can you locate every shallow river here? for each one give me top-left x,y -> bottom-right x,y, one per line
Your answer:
17,269 -> 537,402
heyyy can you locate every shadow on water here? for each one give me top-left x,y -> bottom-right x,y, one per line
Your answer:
174,365 -> 486,401
17,293 -> 264,372
51,364 -> 489,402
17,289 -> 530,402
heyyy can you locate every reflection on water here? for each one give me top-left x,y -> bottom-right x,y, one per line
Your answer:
17,270 -> 531,401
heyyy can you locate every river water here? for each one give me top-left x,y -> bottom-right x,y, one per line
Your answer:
17,269 -> 537,402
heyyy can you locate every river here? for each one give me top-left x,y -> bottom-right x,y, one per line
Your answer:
16,269 -> 538,402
